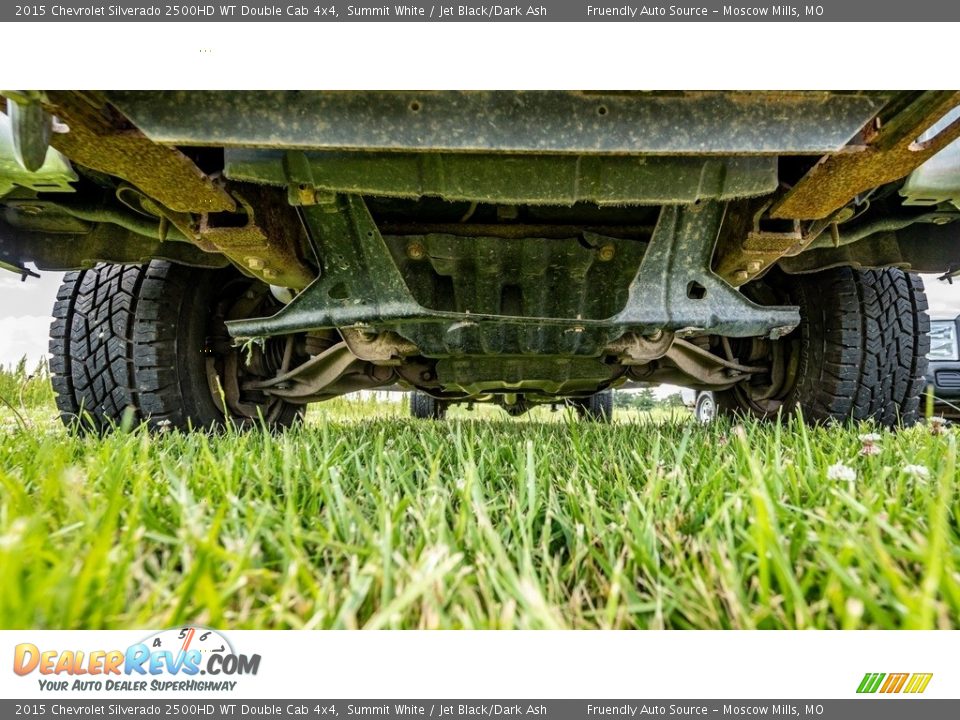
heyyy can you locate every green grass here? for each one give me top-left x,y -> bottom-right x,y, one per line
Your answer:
0,364 -> 958,629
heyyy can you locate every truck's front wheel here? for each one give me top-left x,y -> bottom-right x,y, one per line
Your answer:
573,390 -> 614,422
717,268 -> 930,427
50,260 -> 303,432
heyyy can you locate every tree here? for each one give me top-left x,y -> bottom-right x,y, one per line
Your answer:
661,392 -> 686,407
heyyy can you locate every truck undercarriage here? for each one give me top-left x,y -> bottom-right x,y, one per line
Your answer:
1,90 -> 957,429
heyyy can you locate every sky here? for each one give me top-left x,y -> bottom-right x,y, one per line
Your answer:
1,268 -> 959,371
0,270 -> 63,370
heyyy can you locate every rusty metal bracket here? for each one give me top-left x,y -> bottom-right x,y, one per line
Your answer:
713,203 -> 799,286
37,91 -> 235,214
713,199 -> 830,287
198,187 -> 316,289
772,91 -> 960,220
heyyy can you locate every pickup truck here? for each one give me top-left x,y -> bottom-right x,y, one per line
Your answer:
1,91 -> 957,430
927,314 -> 960,417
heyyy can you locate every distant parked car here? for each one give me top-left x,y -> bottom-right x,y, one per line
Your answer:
680,388 -> 717,423
693,391 -> 717,423
927,314 -> 960,418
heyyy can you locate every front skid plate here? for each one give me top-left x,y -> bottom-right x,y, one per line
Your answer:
227,196 -> 800,353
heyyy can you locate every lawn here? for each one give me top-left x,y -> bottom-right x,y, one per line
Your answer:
0,363 -> 957,629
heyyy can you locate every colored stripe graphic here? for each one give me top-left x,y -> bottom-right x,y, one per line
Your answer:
857,673 -> 885,693
857,672 -> 932,694
881,673 -> 909,693
904,674 -> 934,694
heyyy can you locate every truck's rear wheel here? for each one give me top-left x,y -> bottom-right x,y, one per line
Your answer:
717,267 -> 930,427
50,261 -> 303,432
409,391 -> 448,419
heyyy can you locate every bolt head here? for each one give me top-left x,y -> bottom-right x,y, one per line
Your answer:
296,186 -> 317,206
406,242 -> 427,260
598,243 -> 616,262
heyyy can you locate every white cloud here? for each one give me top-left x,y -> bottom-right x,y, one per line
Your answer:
0,315 -> 52,369
0,270 -> 61,369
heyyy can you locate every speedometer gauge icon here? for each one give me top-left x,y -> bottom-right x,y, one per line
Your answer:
141,627 -> 234,657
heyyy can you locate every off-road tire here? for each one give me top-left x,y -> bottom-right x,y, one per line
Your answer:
717,268 -> 930,427
50,261 -> 302,432
49,264 -> 143,431
410,391 -> 448,419
574,390 -> 614,422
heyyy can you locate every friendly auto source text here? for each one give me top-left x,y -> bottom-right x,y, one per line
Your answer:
586,5 -> 815,16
